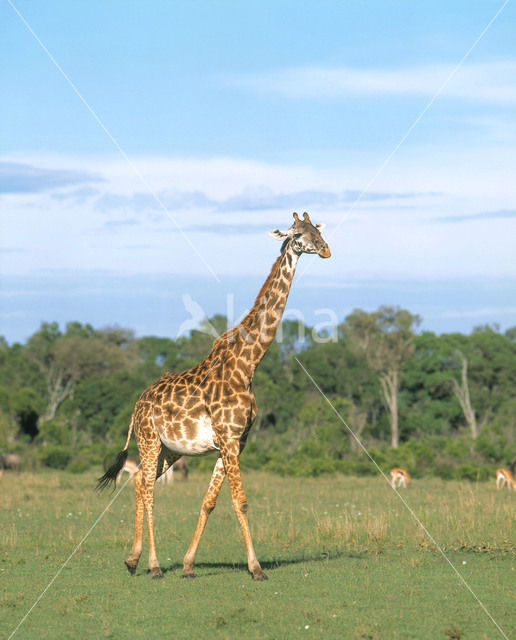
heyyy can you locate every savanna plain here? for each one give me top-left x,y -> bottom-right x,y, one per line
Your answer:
1,470 -> 514,640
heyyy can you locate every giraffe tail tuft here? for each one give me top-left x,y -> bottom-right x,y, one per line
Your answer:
96,449 -> 128,492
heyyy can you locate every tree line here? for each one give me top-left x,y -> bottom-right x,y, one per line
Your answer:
1,306 -> 514,479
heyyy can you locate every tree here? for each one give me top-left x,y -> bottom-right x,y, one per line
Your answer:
344,306 -> 421,448
26,322 -> 132,423
505,326 -> 516,341
451,350 -> 478,439
401,331 -> 465,437
276,318 -> 309,382
298,332 -> 380,446
451,326 -> 516,437
173,314 -> 228,369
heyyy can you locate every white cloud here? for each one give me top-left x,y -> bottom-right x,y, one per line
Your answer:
94,185 -> 430,217
1,150 -> 515,284
222,60 -> 516,104
0,160 -> 101,194
435,209 -> 516,223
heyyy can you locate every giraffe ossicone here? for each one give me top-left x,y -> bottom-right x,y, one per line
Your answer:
97,212 -> 330,580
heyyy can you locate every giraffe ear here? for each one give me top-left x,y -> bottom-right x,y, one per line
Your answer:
268,228 -> 291,241
315,223 -> 326,231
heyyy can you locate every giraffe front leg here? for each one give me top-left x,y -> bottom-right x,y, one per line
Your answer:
125,469 -> 144,575
182,456 -> 226,578
220,440 -> 267,581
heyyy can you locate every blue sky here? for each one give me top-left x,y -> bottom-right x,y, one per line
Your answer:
1,0 -> 516,344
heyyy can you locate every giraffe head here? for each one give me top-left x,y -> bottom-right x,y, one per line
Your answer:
269,212 -> 331,258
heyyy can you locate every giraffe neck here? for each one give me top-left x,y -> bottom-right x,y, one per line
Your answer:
241,243 -> 299,366
215,242 -> 299,372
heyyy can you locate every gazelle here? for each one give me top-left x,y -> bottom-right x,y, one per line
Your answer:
118,459 -> 139,484
157,465 -> 174,485
390,467 -> 410,489
496,468 -> 516,491
157,457 -> 189,485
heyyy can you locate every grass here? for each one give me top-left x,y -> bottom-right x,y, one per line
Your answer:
0,470 -> 515,639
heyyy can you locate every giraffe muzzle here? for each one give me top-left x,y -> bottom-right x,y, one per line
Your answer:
318,245 -> 331,258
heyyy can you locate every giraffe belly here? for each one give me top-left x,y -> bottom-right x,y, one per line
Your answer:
158,414 -> 220,457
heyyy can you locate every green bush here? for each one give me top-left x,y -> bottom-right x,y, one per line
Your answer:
443,435 -> 471,459
433,463 -> 455,480
344,458 -> 378,477
452,463 -> 492,482
37,420 -> 71,446
290,455 -> 338,477
66,457 -> 91,474
39,446 -> 72,470
474,425 -> 508,462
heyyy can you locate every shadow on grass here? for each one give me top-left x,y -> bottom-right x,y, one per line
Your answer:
134,549 -> 369,578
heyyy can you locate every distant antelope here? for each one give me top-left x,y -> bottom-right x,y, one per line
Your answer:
157,457 -> 189,485
173,456 -> 188,480
390,467 -> 410,489
157,464 -> 173,485
0,453 -> 21,471
496,468 -> 516,491
117,457 -> 189,486
118,459 -> 139,484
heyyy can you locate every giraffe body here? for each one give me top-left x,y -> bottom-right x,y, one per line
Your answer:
97,212 -> 330,580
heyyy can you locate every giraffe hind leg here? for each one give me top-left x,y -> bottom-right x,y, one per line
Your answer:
125,468 -> 144,575
140,451 -> 163,579
125,435 -> 163,578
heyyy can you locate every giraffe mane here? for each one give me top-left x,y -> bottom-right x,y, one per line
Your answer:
249,252 -> 284,314
211,250 -> 286,350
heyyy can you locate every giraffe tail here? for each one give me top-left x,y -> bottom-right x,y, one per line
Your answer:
96,415 -> 135,492
96,450 -> 128,492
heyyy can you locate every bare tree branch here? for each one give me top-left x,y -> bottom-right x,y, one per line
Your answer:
451,351 -> 478,439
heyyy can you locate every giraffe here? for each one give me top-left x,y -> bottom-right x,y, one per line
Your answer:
97,212 -> 330,580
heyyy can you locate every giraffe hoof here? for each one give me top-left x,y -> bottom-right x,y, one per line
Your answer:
124,560 -> 137,575
181,571 -> 196,579
151,568 -> 164,579
252,570 -> 268,581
